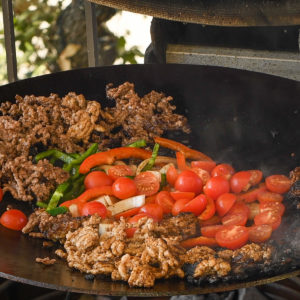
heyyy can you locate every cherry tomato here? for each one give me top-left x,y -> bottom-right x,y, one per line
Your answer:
246,202 -> 260,220
170,191 -> 195,201
176,152 -> 188,170
215,225 -> 249,250
166,165 -> 179,186
0,209 -> 28,231
199,214 -> 221,227
191,168 -> 211,185
258,191 -> 283,203
230,171 -> 251,194
204,176 -> 230,200
181,194 -> 208,216
172,198 -> 190,216
155,191 -> 175,214
228,201 -> 250,218
114,207 -> 141,219
175,170 -> 203,194
0,187 -> 3,202
139,203 -> 164,222
216,193 -> 237,217
112,177 -> 137,199
191,161 -> 216,173
254,211 -> 282,230
84,171 -> 113,190
237,183 -> 267,203
222,213 -> 248,226
181,236 -> 218,248
145,194 -> 158,204
249,170 -> 263,186
201,225 -> 224,238
134,171 -> 160,196
126,213 -> 148,237
259,202 -> 285,216
198,196 -> 216,221
81,201 -> 107,218
211,163 -> 235,180
265,175 -> 292,194
248,224 -> 273,243
108,165 -> 134,181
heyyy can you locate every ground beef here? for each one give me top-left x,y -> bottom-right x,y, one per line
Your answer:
0,83 -> 189,203
35,257 -> 56,265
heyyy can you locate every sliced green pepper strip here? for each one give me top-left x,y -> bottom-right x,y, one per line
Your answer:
64,143 -> 98,172
160,173 -> 167,190
60,175 -> 85,202
46,181 -> 70,211
127,139 -> 147,148
36,201 -> 48,208
35,149 -> 74,164
142,143 -> 160,171
47,206 -> 68,216
70,153 -> 81,159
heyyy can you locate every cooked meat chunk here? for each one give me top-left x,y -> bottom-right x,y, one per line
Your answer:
193,257 -> 231,278
22,209 -> 82,242
182,246 -> 217,264
231,243 -> 272,263
290,167 -> 300,184
35,257 -> 56,265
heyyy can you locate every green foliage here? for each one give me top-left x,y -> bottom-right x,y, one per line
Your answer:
116,36 -> 143,64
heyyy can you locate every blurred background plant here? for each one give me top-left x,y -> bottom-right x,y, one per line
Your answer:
0,0 -> 150,84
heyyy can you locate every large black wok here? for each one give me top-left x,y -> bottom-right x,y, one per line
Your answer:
0,64 -> 299,296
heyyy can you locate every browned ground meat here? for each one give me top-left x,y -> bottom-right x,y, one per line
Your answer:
35,257 -> 56,265
0,83 -> 189,202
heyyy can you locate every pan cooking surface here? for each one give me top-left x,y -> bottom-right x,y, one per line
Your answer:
0,64 -> 299,295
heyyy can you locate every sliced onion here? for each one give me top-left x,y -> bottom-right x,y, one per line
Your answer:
99,223 -> 113,235
159,163 -> 175,174
93,195 -> 118,206
69,204 -> 80,217
108,195 -> 145,216
136,156 -> 177,175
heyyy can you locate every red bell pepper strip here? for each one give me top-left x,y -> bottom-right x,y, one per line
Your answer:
79,147 -> 152,174
60,186 -> 113,208
180,236 -> 218,248
154,137 -> 213,161
176,151 -> 188,170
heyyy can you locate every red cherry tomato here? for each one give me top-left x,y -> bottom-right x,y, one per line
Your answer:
191,161 -> 216,173
230,171 -> 251,194
228,201 -> 250,218
237,183 -> 267,203
84,171 -> 113,190
170,191 -> 195,201
254,211 -> 282,230
181,236 -> 218,248
204,176 -> 230,200
166,165 -> 179,186
198,196 -> 216,221
216,193 -> 237,217
211,164 -> 235,180
222,213 -> 248,226
155,191 -> 175,214
0,209 -> 28,231
172,198 -> 190,216
139,203 -> 164,222
108,165 -> 134,181
249,170 -> 263,186
181,194 -> 208,216
265,175 -> 292,194
248,224 -> 273,243
114,207 -> 141,219
126,213 -> 148,237
199,214 -> 221,227
134,171 -> 160,196
201,225 -> 224,238
191,168 -> 211,185
0,188 -> 3,202
112,177 -> 137,199
258,191 -> 283,203
175,170 -> 203,194
215,225 -> 249,250
81,201 -> 107,218
259,202 -> 285,216
246,202 -> 260,220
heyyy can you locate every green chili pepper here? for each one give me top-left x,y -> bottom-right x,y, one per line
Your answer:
47,206 -> 68,216
64,143 -> 98,172
142,143 -> 160,171
35,149 -> 74,164
46,181 -> 70,211
127,139 -> 147,148
36,201 -> 48,208
60,175 -> 85,203
160,173 -> 167,190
